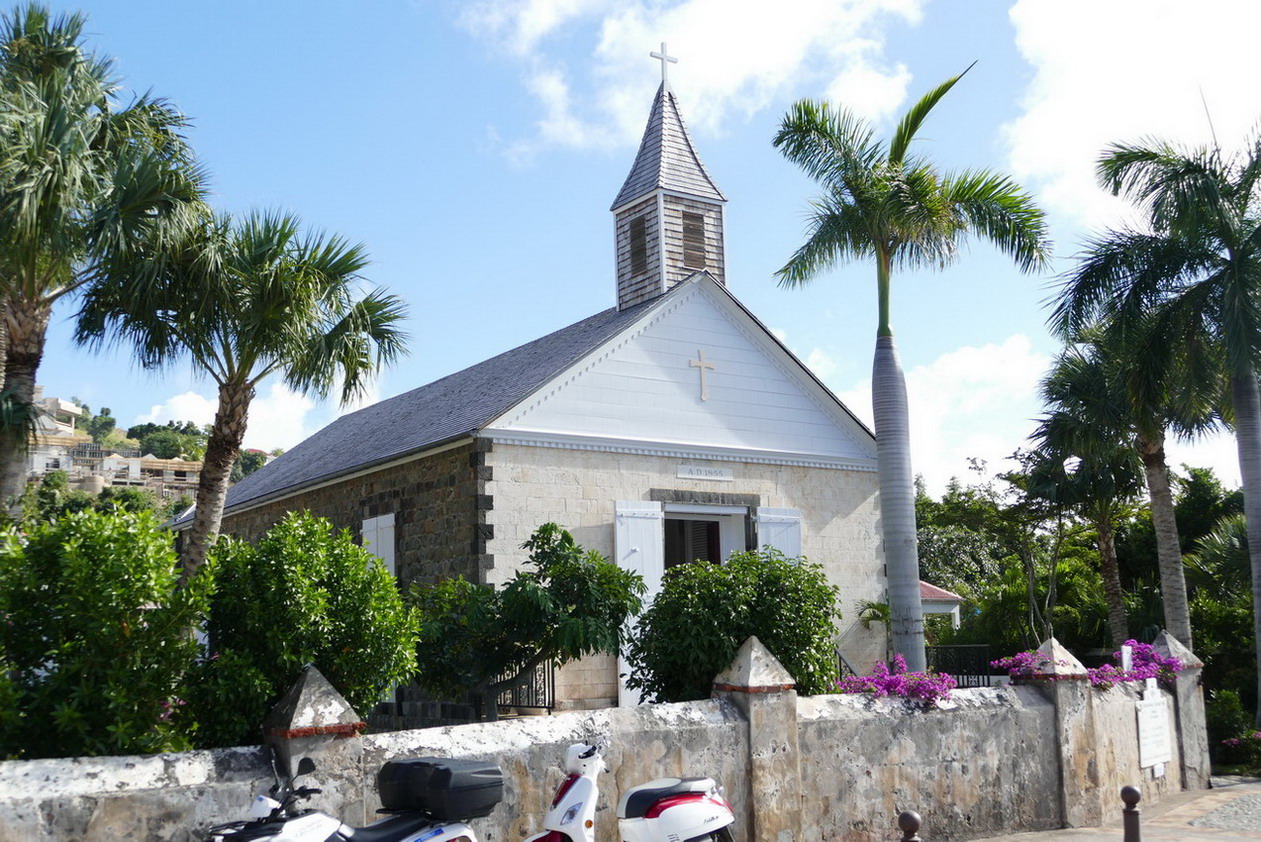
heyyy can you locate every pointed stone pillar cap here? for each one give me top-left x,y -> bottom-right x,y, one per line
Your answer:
1152,629 -> 1203,669
712,636 -> 796,693
1033,637 -> 1088,678
262,664 -> 365,739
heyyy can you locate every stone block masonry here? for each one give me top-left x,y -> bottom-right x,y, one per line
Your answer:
220,442 -> 485,585
0,639 -> 1209,841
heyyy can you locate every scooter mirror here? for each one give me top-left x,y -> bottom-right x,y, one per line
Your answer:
297,757 -> 317,778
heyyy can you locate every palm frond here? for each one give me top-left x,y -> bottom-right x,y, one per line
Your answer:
773,99 -> 883,187
774,198 -> 877,288
888,61 -> 974,166
942,169 -> 1051,273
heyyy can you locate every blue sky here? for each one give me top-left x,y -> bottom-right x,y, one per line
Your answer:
32,0 -> 1261,493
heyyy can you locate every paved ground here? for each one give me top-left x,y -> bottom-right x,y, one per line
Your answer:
969,777 -> 1261,841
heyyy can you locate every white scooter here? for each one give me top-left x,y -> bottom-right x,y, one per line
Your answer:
524,743 -> 735,842
204,755 -> 503,842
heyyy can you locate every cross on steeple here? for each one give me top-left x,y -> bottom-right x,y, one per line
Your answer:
650,42 -> 677,85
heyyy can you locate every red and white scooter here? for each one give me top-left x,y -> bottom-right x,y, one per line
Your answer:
525,743 -> 735,842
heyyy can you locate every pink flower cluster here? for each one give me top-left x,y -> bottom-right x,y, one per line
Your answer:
1221,732 -> 1261,748
990,651 -> 1053,677
1086,641 -> 1182,689
837,654 -> 956,707
991,641 -> 1181,689
158,697 -> 187,722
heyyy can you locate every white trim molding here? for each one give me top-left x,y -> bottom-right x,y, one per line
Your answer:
482,428 -> 877,472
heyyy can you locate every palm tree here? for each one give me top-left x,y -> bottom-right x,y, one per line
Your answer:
1036,331 -> 1214,649
76,210 -> 408,579
1051,134 -> 1261,717
0,4 -> 204,512
1031,343 -> 1146,647
773,68 -> 1050,669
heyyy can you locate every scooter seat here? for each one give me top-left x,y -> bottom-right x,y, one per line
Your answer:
345,811 -> 445,841
618,777 -> 715,819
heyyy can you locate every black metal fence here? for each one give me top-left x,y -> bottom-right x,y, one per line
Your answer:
368,660 -> 555,732
926,644 -> 992,687
498,658 -> 555,711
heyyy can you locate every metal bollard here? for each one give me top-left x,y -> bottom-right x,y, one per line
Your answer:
1121,785 -> 1142,842
897,809 -> 922,841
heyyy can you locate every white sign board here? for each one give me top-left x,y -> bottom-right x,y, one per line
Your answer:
1136,697 -> 1172,767
677,464 -> 734,481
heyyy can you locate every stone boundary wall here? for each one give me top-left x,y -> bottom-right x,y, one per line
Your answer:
0,677 -> 1204,842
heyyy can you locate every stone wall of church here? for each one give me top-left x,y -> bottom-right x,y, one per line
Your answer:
218,441 -> 485,585
484,442 -> 886,708
2,675 -> 1205,841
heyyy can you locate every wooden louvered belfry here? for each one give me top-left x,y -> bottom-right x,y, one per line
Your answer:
610,52 -> 727,311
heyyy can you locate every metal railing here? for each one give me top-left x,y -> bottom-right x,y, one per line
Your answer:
926,644 -> 992,687
497,658 -> 555,711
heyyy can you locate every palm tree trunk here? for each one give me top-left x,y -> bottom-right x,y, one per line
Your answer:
1095,514 -> 1129,648
1230,371 -> 1261,726
1137,432 -> 1193,649
0,294 -> 10,390
873,334 -> 925,671
180,380 -> 253,582
0,294 -> 52,516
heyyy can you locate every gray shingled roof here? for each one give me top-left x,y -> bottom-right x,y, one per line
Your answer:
214,299 -> 654,516
610,82 -> 726,211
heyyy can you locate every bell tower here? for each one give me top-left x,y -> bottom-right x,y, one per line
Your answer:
611,44 -> 727,310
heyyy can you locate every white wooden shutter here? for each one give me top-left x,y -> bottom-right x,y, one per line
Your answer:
362,513 -> 396,577
755,507 -> 803,559
614,500 -> 663,707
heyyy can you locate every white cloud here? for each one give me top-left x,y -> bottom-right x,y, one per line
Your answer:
462,0 -> 925,154
243,384 -> 318,452
1168,428 -> 1242,491
461,0 -> 612,56
826,333 -> 1246,497
133,383 -> 319,454
835,335 -> 1051,495
1006,0 -> 1261,228
824,54 -> 912,123
134,391 -> 217,429
805,348 -> 838,381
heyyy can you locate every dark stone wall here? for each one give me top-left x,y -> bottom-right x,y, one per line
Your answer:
219,441 -> 486,585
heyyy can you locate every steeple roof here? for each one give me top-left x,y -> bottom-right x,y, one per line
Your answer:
610,82 -> 726,211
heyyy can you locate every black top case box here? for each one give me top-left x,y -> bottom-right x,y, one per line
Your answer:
377,757 -> 504,819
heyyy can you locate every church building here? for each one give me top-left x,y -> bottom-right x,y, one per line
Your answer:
217,64 -> 887,711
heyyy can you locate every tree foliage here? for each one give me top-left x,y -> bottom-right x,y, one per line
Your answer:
230,449 -> 269,483
625,547 -> 840,702
410,522 -> 644,720
77,210 -> 408,580
189,511 -> 418,747
0,3 -> 205,512
19,470 -> 169,522
0,509 -> 208,758
139,428 -> 187,459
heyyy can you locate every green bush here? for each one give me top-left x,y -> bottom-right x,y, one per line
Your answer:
411,522 -> 644,719
625,547 -> 840,702
190,511 -> 418,747
0,509 -> 208,758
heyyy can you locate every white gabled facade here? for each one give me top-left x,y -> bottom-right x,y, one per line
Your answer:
487,273 -> 874,471
480,274 -> 885,709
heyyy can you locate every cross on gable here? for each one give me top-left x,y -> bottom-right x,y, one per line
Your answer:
690,349 -> 714,401
651,42 -> 678,85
